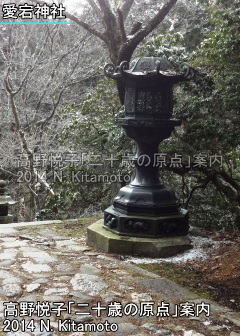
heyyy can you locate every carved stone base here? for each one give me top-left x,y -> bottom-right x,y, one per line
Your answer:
104,206 -> 189,238
87,219 -> 192,258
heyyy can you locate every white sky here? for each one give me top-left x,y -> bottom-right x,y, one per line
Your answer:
63,0 -> 87,15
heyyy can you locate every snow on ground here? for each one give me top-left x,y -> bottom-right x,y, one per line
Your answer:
125,234 -> 222,265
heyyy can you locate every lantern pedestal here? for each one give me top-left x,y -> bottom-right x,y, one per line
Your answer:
104,205 -> 188,238
103,119 -> 189,238
87,219 -> 192,258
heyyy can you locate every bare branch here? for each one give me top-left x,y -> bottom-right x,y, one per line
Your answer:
87,0 -> 102,19
34,35 -> 88,118
66,11 -> 106,41
34,170 -> 54,196
27,184 -> 38,198
117,9 -> 127,42
95,0 -> 112,13
46,25 -> 59,56
4,71 -> 54,209
95,0 -> 117,32
118,0 -> 178,63
120,0 -> 135,21
129,21 -> 142,35
30,0 -> 106,41
136,0 -> 177,39
37,87 -> 65,130
13,67 -> 33,95
185,179 -> 210,208
0,167 -> 19,178
5,76 -> 21,132
36,35 -> 89,131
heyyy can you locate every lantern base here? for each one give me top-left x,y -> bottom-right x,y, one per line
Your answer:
104,205 -> 189,238
87,219 -> 192,258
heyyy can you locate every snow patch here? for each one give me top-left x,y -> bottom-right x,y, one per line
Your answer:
125,235 -> 221,265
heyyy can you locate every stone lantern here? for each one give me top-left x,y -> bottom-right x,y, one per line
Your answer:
0,180 -> 15,224
87,57 -> 192,257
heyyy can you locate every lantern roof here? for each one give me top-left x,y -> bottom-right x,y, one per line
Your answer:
104,57 -> 188,83
0,195 -> 15,206
129,57 -> 180,76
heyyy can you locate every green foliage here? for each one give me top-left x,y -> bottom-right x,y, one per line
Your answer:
62,78 -> 128,154
143,0 -> 240,228
39,78 -> 134,220
143,33 -> 189,64
200,0 -> 240,67
181,0 -> 240,153
37,166 -> 113,220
